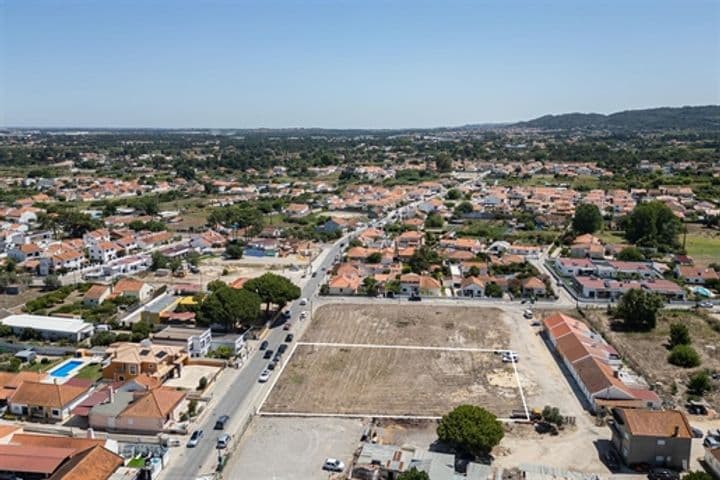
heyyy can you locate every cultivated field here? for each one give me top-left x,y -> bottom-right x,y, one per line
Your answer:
302,304 -> 511,348
262,304 -> 525,417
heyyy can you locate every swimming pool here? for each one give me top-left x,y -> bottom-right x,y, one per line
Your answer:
49,359 -> 84,378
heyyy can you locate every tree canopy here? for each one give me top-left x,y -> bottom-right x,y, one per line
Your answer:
622,201 -> 681,251
436,404 -> 504,457
243,272 -> 301,315
397,469 -> 430,480
615,288 -> 664,331
572,203 -> 603,234
198,284 -> 261,330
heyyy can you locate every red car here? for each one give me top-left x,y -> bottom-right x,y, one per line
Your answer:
283,322 -> 292,330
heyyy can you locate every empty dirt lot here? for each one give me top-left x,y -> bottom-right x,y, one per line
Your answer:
262,304 -> 523,417
263,345 -> 522,417
302,304 -> 512,348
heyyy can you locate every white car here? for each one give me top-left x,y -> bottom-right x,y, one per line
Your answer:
258,370 -> 271,383
523,309 -> 533,319
502,352 -> 519,363
299,298 -> 308,306
322,458 -> 345,472
299,311 -> 308,320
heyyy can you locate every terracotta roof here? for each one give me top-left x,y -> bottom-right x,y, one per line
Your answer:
112,278 -> 145,294
0,444 -> 74,474
83,284 -> 109,300
9,381 -> 89,409
119,387 -> 185,419
10,433 -> 104,452
48,445 -> 123,480
616,408 -> 692,439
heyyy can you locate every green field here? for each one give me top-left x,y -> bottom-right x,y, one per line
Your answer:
597,230 -> 626,244
685,233 -> 720,264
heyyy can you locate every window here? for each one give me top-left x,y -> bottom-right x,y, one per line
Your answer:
52,409 -> 60,417
657,439 -> 666,446
128,364 -> 137,375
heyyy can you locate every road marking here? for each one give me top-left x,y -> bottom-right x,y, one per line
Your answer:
296,341 -> 510,353
256,340 -> 300,414
257,411 -> 518,423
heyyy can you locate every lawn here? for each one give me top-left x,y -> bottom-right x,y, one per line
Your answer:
685,232 -> 720,264
74,363 -> 103,382
597,230 -> 625,244
127,457 -> 146,468
22,357 -> 64,373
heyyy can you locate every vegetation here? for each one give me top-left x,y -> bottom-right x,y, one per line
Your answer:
668,323 -> 691,348
667,344 -> 701,368
616,246 -> 645,261
397,469 -> 430,480
615,289 -> 664,331
436,405 -> 504,457
243,273 -> 301,316
198,284 -> 261,330
572,204 -> 603,234
622,201 -> 682,251
687,371 -> 712,396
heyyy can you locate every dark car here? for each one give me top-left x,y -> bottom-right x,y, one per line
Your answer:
311,272 -> 317,277
278,343 -> 288,354
273,352 -> 282,362
285,334 -> 294,343
648,469 -> 679,480
259,341 -> 269,351
214,415 -> 230,430
408,294 -> 421,302
267,361 -> 276,370
263,349 -> 274,359
602,449 -> 620,470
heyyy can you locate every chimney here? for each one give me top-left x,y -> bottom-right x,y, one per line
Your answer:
87,428 -> 95,439
109,386 -> 115,403
673,426 -> 679,437
613,370 -> 619,378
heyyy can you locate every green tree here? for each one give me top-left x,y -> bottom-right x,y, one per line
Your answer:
131,321 -> 153,341
435,154 -> 452,173
687,371 -> 712,396
615,289 -> 664,331
5,259 -> 16,273
669,323 -> 691,348
436,405 -> 504,457
541,406 -> 564,426
616,247 -> 645,261
572,204 -> 603,234
484,282 -> 503,298
243,273 -> 301,316
91,330 -> 117,347
366,252 -> 382,264
397,468 -> 430,480
169,257 -> 183,273
362,277 -> 379,296
225,241 -> 244,259
668,344 -> 701,368
682,472 -> 712,480
623,201 -> 682,251
150,252 -> 169,271
446,189 -> 461,200
425,213 -> 444,229
408,246 -> 440,274
454,201 -> 474,216
198,285 -> 262,330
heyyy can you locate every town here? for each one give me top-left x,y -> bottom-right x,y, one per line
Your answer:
0,107 -> 718,480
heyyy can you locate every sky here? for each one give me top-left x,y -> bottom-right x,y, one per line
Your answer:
1,0 -> 719,129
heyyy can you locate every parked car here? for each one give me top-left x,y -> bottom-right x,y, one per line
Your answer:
502,352 -> 519,363
699,301 -> 714,309
647,468 -> 679,480
299,298 -> 308,305
278,344 -> 288,354
259,341 -> 269,351
214,415 -> 230,430
282,310 -> 292,319
258,370 -> 271,383
263,349 -> 274,359
311,272 -> 317,278
268,360 -> 278,370
704,435 -> 720,448
283,322 -> 292,331
216,433 -> 231,449
299,311 -> 308,320
408,294 -> 422,302
523,309 -> 533,319
322,458 -> 345,472
285,334 -> 294,342
186,430 -> 204,447
273,351 -> 282,362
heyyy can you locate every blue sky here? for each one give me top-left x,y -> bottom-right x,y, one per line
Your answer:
2,0 -> 719,128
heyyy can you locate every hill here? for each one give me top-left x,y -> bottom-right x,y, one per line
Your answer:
513,105 -> 720,131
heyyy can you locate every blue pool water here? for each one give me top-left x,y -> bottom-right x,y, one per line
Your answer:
49,360 -> 83,377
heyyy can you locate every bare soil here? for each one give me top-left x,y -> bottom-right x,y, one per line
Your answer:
263,345 -> 522,416
305,304 -> 511,349
584,309 -> 720,408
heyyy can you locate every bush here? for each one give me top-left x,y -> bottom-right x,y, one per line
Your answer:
197,376 -> 208,391
40,357 -> 50,365
687,371 -> 712,396
90,330 -> 117,347
668,344 -> 701,368
541,405 -> 564,426
669,323 -> 691,348
188,399 -> 198,417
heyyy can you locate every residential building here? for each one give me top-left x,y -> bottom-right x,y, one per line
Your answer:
112,278 -> 153,302
152,326 -> 212,358
88,241 -> 120,263
460,276 -> 485,297
89,386 -> 186,434
674,265 -> 719,285
610,408 -> 691,470
8,381 -> 90,421
399,273 -> 442,296
706,448 -> 720,479
102,341 -> 187,382
83,284 -> 111,307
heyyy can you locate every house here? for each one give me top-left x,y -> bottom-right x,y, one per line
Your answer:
522,276 -> 547,297
89,386 -> 186,434
7,243 -> 42,263
285,203 -> 310,218
8,381 -> 90,421
88,241 -> 120,263
50,249 -> 86,271
152,326 -> 212,358
706,448 -> 720,479
543,313 -> 660,412
674,265 -> 719,285
0,371 -> 48,405
190,229 -> 226,250
102,341 -> 187,382
399,274 -> 442,296
395,231 -> 424,248
83,284 -> 111,307
571,234 -> 605,259
554,257 -> 595,277
0,314 -> 94,342
460,276 -> 485,297
112,278 -> 153,302
610,408 -> 692,470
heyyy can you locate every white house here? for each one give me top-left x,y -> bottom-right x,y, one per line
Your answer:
1,314 -> 94,342
152,326 -> 212,358
88,241 -> 120,263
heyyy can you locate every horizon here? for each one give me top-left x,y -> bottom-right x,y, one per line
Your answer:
2,0 -> 720,128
